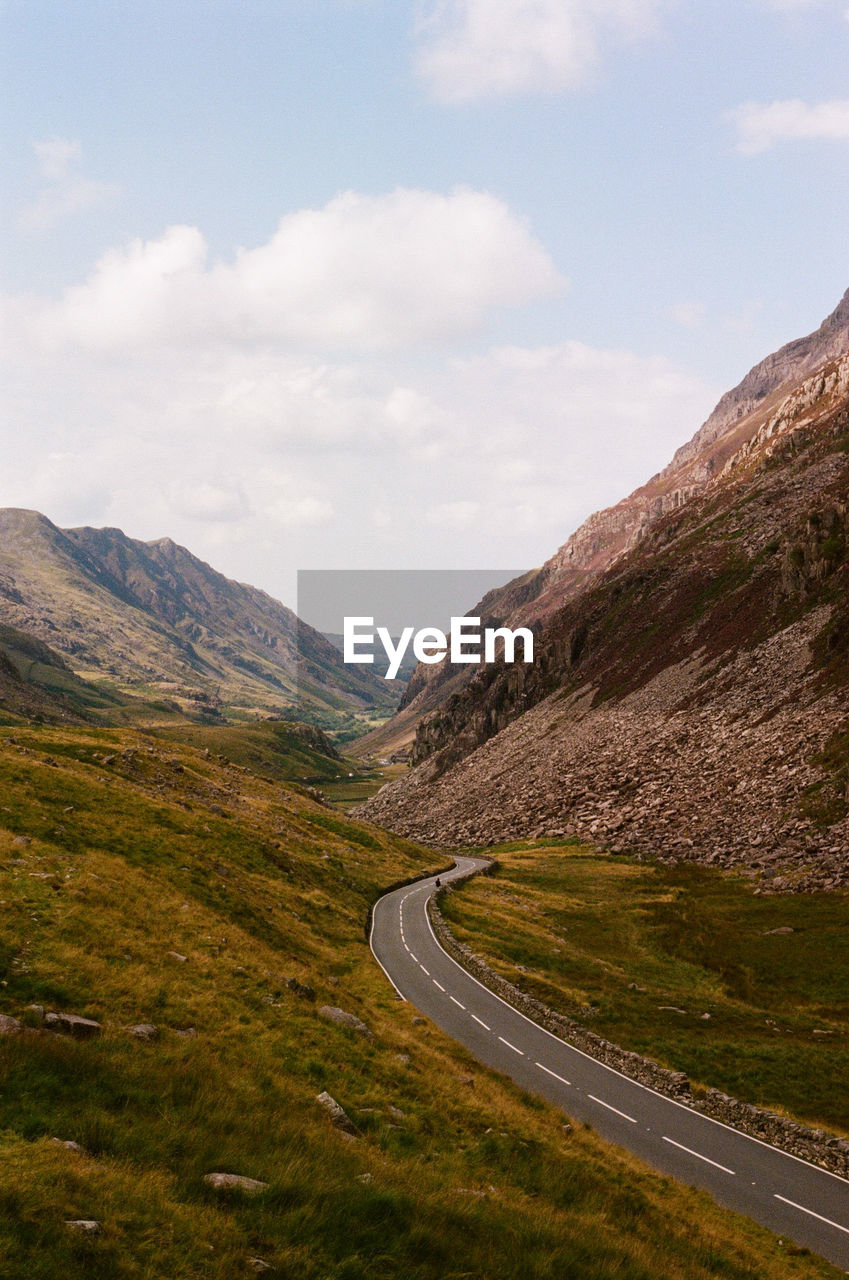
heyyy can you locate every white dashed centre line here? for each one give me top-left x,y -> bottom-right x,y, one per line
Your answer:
662,1136 -> 735,1175
409,953 -> 418,964
588,1095 -> 637,1124
471,1014 -> 490,1031
498,1036 -> 524,1056
420,966 -> 430,976
450,996 -> 466,1009
535,1061 -> 571,1087
433,979 -> 446,992
774,1195 -> 849,1236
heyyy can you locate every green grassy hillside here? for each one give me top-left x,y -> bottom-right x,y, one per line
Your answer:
0,727 -> 840,1279
442,841 -> 849,1134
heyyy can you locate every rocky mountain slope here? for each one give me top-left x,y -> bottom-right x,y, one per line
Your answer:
0,510 -> 395,726
360,341 -> 849,889
357,290 -> 849,760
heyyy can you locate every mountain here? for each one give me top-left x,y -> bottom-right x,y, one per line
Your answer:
0,623 -> 129,724
356,289 -> 849,761
0,511 -> 396,727
359,310 -> 849,889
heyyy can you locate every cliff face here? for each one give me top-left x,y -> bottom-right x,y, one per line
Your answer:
359,348 -> 849,888
355,290 -> 849,762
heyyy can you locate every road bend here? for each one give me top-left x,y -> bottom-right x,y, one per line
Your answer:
370,857 -> 849,1271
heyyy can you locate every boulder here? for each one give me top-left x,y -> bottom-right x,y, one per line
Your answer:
0,1014 -> 21,1035
316,1091 -> 358,1135
126,1023 -> 159,1042
44,1012 -> 101,1038
203,1172 -> 268,1194
318,1006 -> 372,1037
285,977 -> 316,1002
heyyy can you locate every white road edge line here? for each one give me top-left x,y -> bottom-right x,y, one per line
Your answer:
471,1014 -> 490,1031
367,896 -> 406,1001
588,1094 -> 637,1124
415,865 -> 849,1189
498,1035 -> 524,1055
535,1061 -> 571,1087
450,996 -> 466,1009
662,1136 -> 735,1176
773,1195 -> 849,1236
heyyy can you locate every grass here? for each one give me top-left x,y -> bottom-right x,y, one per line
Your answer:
443,842 -> 849,1135
0,728 -> 842,1278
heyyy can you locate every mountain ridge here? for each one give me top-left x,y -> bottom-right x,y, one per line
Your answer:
358,330 -> 849,888
356,287 -> 849,759
0,509 -> 395,728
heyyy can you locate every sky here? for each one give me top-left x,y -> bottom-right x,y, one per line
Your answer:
2,0 -> 848,608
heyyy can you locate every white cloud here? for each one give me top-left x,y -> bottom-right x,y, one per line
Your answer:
414,0 -> 665,102
730,98 -> 849,153
28,188 -> 564,353
19,136 -> 117,230
0,322 -> 717,595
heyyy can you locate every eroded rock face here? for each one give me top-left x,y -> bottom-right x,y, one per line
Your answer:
360,354 -> 849,890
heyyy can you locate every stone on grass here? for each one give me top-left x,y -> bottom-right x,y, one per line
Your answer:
0,1014 -> 21,1035
65,1220 -> 101,1234
50,1138 -> 83,1152
411,1016 -> 426,1027
126,1023 -> 159,1042
249,1261 -> 272,1274
203,1172 -> 268,1194
285,977 -> 316,1001
318,1006 -> 372,1037
316,1091 -> 358,1136
44,1012 -> 101,1038
167,951 -> 188,963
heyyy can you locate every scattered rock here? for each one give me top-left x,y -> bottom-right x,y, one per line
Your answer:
658,1006 -> 687,1014
0,1014 -> 21,1035
285,977 -> 316,1001
316,1091 -> 358,1135
44,1012 -> 101,1038
126,1023 -> 159,1042
167,951 -> 188,963
173,1026 -> 197,1038
65,1220 -> 101,1234
356,1172 -> 373,1184
318,1006 -> 372,1037
764,926 -> 795,935
411,1016 -> 426,1027
395,1053 -> 411,1065
12,835 -> 31,847
50,1138 -> 83,1152
248,1261 -> 272,1274
388,1106 -> 406,1120
203,1172 -> 268,1194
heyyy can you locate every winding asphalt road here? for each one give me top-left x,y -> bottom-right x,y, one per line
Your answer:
370,857 -> 849,1271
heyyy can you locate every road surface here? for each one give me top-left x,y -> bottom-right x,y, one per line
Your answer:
370,857 -> 849,1271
